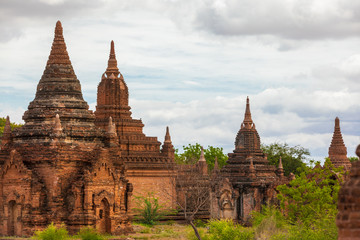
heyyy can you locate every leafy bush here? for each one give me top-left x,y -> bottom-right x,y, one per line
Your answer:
277,158 -> 342,228
186,226 -> 209,240
194,219 -> 207,228
251,158 -> 342,240
133,193 -> 166,226
76,227 -> 104,240
33,223 -> 69,240
252,205 -> 288,239
207,219 -> 254,240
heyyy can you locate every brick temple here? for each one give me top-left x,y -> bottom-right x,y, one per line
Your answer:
328,117 -> 351,171
94,40 -> 176,208
0,21 -> 133,236
209,97 -> 289,221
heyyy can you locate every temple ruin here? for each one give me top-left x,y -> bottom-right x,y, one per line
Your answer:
94,40 -> 176,208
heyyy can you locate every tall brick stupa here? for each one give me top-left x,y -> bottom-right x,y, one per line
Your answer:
328,117 -> 351,171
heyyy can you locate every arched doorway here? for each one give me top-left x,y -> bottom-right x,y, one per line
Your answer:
98,198 -> 111,234
8,200 -> 21,236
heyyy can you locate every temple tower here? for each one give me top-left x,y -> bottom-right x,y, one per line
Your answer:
95,42 -> 175,208
218,97 -> 284,222
17,21 -> 99,144
328,117 -> 351,171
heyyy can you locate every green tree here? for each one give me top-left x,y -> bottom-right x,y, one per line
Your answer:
349,156 -> 359,162
261,142 -> 309,176
0,116 -> 22,137
276,158 -> 342,235
175,143 -> 228,170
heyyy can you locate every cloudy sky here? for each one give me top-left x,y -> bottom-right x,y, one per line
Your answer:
1,0 -> 360,161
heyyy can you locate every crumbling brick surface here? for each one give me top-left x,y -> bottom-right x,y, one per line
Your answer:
337,145 -> 360,240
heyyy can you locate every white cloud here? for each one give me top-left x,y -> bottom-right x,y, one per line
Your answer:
129,87 -> 359,158
0,0 -> 359,163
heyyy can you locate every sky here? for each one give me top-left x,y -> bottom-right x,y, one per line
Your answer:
0,0 -> 360,161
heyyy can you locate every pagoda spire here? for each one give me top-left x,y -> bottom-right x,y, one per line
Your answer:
242,97 -> 254,129
277,157 -> 284,177
197,146 -> 208,175
3,116 -> 11,136
107,117 -> 117,136
248,156 -> 256,179
199,147 -> 206,162
106,40 -> 120,77
1,116 -> 12,146
214,156 -> 219,171
278,157 -> 283,169
54,114 -> 62,134
328,117 -> 350,170
47,21 -> 71,65
164,126 -> 172,144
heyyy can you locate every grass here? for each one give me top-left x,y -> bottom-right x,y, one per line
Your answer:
125,222 -> 190,239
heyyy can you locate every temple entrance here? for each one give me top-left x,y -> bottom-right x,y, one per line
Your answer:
98,198 -> 111,234
8,200 -> 21,236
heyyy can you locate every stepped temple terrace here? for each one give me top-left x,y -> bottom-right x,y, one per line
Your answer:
0,21 -> 358,238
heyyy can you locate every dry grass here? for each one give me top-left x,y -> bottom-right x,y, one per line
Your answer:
115,222 -> 193,240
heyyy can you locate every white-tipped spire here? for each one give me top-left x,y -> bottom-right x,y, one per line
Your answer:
278,156 -> 283,169
199,146 -> 206,162
107,116 -> 117,136
54,114 -> 62,133
164,126 -> 171,144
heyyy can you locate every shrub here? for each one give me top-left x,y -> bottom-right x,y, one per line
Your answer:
252,205 -> 288,239
186,226 -> 209,240
207,219 -> 254,240
33,223 -> 69,240
194,219 -> 207,228
133,193 -> 166,226
76,227 -> 104,240
251,205 -> 338,240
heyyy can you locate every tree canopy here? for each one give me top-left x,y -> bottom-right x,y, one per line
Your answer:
275,159 -> 343,238
175,143 -> 228,170
261,142 -> 310,176
0,117 -> 22,137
